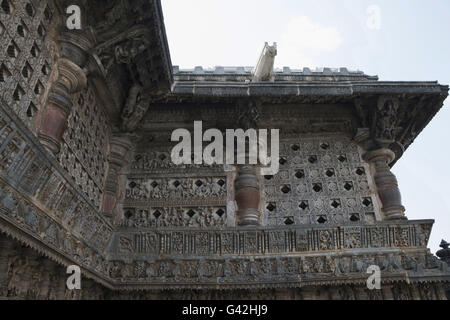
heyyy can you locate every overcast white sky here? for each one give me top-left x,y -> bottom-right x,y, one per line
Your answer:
162,0 -> 450,253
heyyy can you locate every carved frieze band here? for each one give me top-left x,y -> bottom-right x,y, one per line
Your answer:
106,250 -> 449,289
111,221 -> 433,257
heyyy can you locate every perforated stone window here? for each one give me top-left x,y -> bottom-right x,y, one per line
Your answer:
125,209 -> 135,219
320,142 -> 330,150
37,23 -> 45,38
129,181 -> 137,189
17,20 -> 29,38
151,181 -> 159,188
25,2 -> 34,17
284,217 -> 294,225
195,180 -> 204,187
331,199 -> 341,209
263,137 -> 379,226
362,197 -> 373,207
317,216 -> 327,224
13,85 -> 25,101
312,183 -> 323,193
344,182 -> 354,191
295,169 -> 305,179
0,0 -> 57,129
187,209 -> 196,218
7,41 -> 19,58
1,0 -> 14,14
299,201 -> 309,210
266,202 -> 276,212
308,155 -> 318,164
0,64 -> 11,82
21,62 -> 33,79
153,210 -> 162,219
26,102 -> 36,118
59,86 -> 110,208
30,43 -> 40,57
215,209 -> 225,217
172,180 -> 181,188
281,185 -> 291,194
325,168 -> 335,177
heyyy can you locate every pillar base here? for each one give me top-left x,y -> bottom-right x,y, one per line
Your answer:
383,205 -> 407,220
237,209 -> 261,226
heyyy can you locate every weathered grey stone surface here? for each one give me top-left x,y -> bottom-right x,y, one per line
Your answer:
0,0 -> 448,300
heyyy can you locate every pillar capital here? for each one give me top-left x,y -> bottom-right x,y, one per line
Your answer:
363,148 -> 396,164
58,29 -> 95,69
57,58 -> 87,94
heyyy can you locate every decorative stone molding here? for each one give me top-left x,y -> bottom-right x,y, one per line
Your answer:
363,148 -> 406,220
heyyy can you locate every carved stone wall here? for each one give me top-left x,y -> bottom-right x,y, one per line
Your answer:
0,229 -> 446,300
264,135 -> 379,226
0,0 -> 448,301
0,0 -> 58,132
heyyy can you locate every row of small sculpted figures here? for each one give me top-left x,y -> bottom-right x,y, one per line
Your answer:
125,178 -> 226,200
131,152 -> 222,171
107,253 -> 449,281
119,207 -> 227,228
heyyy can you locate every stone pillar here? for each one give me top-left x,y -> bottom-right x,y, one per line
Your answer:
234,165 -> 261,226
363,148 -> 406,220
38,32 -> 91,155
102,136 -> 133,222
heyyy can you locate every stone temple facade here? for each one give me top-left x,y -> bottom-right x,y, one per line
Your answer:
0,0 -> 449,300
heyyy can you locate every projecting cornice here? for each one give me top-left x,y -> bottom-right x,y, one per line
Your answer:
161,80 -> 448,165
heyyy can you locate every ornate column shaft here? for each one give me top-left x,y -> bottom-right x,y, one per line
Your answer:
102,136 -> 132,222
234,165 -> 261,226
38,32 -> 91,155
363,148 -> 406,220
